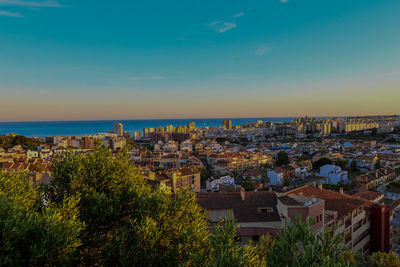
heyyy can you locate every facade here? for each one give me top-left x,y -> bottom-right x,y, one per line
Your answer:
197,184 -> 400,255
113,123 -> 124,137
206,176 -> 235,192
111,137 -> 126,150
222,120 -> 232,130
288,185 -> 371,255
267,169 -> 284,185
187,121 -> 196,130
197,190 -> 325,243
318,164 -> 348,184
152,166 -> 201,192
357,167 -> 396,190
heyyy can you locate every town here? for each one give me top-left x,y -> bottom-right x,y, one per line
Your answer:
1,115 -> 400,258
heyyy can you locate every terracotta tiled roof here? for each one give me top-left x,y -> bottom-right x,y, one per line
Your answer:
353,191 -> 383,202
1,162 -> 13,169
197,191 -> 281,223
287,185 -> 372,219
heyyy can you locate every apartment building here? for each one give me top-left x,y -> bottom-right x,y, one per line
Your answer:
197,190 -> 325,243
356,167 -> 396,190
288,185 -> 371,255
150,166 -> 201,192
197,184 -> 399,255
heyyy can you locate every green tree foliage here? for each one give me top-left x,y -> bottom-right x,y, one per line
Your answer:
351,160 -> 358,172
366,252 -> 400,267
201,166 -> 213,185
266,217 -> 349,267
277,151 -> 289,166
208,218 -> 265,267
336,159 -> 348,170
375,160 -> 382,170
0,134 -> 43,150
0,171 -> 83,266
296,155 -> 310,162
242,178 -> 255,191
28,162 -> 45,172
313,157 -> 333,170
283,176 -> 292,187
46,147 -> 211,266
2,148 -> 400,266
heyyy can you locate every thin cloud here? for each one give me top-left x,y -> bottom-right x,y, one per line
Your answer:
208,11 -> 244,33
0,0 -> 62,18
0,9 -> 23,17
280,0 -> 289,3
208,20 -> 237,33
255,45 -> 271,56
0,0 -> 63,7
232,12 -> 244,18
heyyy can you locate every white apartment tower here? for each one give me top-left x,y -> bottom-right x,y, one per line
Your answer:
113,123 -> 124,137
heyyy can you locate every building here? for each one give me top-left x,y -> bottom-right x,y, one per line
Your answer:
206,176 -> 236,192
197,184 -> 400,254
222,120 -> 232,130
318,164 -> 348,184
187,121 -> 196,130
267,168 -> 284,185
288,185 -> 371,254
83,137 -> 95,149
111,137 -> 126,150
357,167 -> 396,190
152,166 -> 201,192
113,123 -> 124,137
197,190 -> 325,243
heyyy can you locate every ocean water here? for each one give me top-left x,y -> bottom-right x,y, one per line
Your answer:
0,118 -> 295,137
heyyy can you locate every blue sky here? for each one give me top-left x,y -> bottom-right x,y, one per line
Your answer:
0,0 -> 399,121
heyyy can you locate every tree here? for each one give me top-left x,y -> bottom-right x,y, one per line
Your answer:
242,178 -> 255,191
208,218 -> 265,267
29,162 -> 45,172
283,176 -> 292,187
367,252 -> 400,267
297,155 -> 309,162
46,147 -> 211,266
277,151 -> 289,166
336,159 -> 348,170
375,160 -> 382,170
266,217 -> 350,267
0,134 -> 43,150
350,160 -> 358,172
200,166 -> 212,185
313,158 -> 333,170
0,171 -> 83,266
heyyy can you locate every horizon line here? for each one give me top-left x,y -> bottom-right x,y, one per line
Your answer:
0,114 -> 399,124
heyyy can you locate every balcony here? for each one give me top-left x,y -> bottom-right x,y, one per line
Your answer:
353,234 -> 370,253
353,221 -> 370,242
353,228 -> 370,249
352,210 -> 366,225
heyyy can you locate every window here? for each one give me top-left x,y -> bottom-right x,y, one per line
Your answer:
258,207 -> 274,213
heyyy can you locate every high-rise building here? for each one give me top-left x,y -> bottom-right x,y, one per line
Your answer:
113,123 -> 124,137
187,121 -> 196,130
143,127 -> 155,138
164,124 -> 175,132
222,120 -> 232,130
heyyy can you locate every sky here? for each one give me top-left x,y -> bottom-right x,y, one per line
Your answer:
0,0 -> 399,122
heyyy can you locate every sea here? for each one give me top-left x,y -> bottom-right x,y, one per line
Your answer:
0,118 -> 295,137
